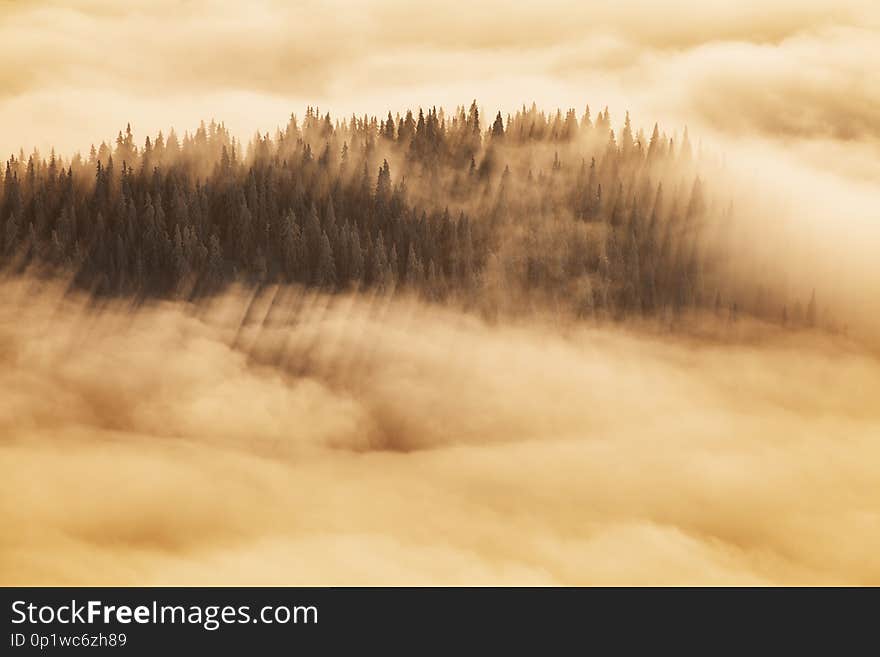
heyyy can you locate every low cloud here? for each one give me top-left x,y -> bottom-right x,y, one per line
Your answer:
1,279 -> 878,584
667,28 -> 880,143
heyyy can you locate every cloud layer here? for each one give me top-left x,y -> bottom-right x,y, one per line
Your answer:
1,279 -> 879,585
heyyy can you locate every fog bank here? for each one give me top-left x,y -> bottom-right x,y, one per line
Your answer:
1,278 -> 878,585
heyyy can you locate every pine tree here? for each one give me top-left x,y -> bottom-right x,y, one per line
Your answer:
376,160 -> 392,201
280,209 -> 305,281
372,232 -> 391,291
349,227 -> 364,285
4,212 -> 17,255
304,203 -> 322,277
172,224 -> 188,285
647,123 -> 661,162
621,111 -> 634,157
206,233 -> 224,290
492,112 -> 504,138
406,243 -> 424,287
314,230 -> 336,288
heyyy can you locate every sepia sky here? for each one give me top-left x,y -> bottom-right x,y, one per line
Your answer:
0,0 -> 877,159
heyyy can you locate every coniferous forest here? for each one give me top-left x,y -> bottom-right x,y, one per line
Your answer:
1,102 -> 818,326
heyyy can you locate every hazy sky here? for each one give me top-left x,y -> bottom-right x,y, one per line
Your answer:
0,0 -> 877,158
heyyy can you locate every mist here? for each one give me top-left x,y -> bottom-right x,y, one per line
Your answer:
3,1 -> 877,335
1,0 -> 878,587
2,277 -> 878,585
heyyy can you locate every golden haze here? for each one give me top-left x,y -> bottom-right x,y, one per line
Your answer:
0,0 -> 878,584
1,280 -> 879,585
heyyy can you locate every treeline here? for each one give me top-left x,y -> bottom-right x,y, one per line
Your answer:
0,102 -> 819,325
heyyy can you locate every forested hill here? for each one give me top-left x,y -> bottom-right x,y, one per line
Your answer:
0,102 -> 819,325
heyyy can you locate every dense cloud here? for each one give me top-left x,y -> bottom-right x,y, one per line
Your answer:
1,279 -> 879,585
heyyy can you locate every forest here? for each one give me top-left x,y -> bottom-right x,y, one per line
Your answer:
0,102 -> 819,327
